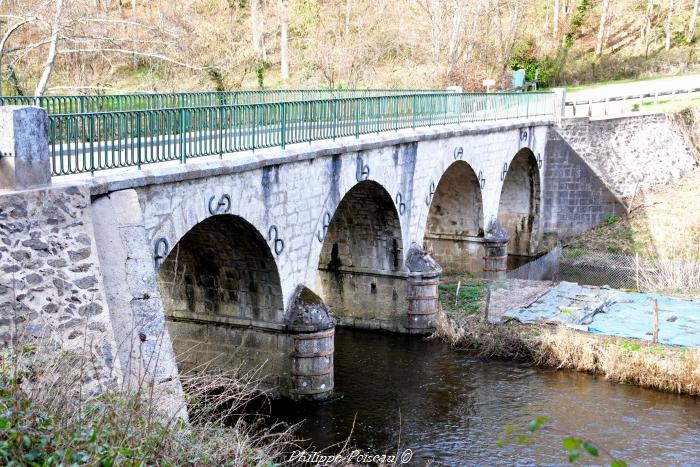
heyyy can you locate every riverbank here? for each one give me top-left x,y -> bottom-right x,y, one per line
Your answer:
0,343 -> 293,466
434,279 -> 700,397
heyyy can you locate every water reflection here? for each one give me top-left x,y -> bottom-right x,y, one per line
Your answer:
270,329 -> 700,465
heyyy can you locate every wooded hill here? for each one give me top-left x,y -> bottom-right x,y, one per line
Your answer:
0,0 -> 698,95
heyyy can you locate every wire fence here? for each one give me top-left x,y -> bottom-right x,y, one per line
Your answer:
507,245 -> 562,281
521,247 -> 700,293
558,249 -> 639,289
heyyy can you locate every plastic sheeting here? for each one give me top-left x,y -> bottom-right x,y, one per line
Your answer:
499,282 -> 700,347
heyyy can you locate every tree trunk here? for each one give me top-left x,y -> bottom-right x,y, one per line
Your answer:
688,0 -> 699,43
279,0 -> 288,81
644,0 -> 653,55
553,0 -> 560,37
345,0 -> 351,36
665,0 -> 674,50
595,0 -> 611,56
251,0 -> 266,60
35,0 -> 63,97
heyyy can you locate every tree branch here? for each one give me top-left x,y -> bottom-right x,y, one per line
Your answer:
58,48 -> 203,70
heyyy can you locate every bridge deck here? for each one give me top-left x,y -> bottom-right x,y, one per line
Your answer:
55,116 -> 554,196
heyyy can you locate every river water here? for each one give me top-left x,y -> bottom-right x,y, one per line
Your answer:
269,329 -> 700,466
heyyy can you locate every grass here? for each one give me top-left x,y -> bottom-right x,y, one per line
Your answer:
564,70 -> 700,93
640,96 -> 700,113
438,276 -> 487,317
432,312 -> 700,396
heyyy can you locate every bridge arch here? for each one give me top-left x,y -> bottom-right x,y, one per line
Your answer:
156,213 -> 284,368
423,160 -> 484,275
497,147 -> 541,259
315,180 -> 406,330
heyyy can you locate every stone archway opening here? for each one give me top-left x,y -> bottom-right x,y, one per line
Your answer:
316,180 -> 405,331
423,161 -> 484,276
497,148 -> 541,266
156,214 -> 284,372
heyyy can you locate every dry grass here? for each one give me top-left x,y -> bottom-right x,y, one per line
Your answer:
433,312 -> 700,396
638,253 -> 700,295
0,341 -> 296,465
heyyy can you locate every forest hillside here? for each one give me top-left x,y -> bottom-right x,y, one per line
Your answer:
0,0 -> 699,94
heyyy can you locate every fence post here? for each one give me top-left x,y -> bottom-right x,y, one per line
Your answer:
281,102 -> 286,149
253,105 -> 257,152
137,113 -> 142,169
332,100 -> 337,141
652,298 -> 659,344
0,106 -> 51,189
551,88 -> 565,124
89,115 -> 95,175
412,94 -> 416,129
179,109 -> 186,164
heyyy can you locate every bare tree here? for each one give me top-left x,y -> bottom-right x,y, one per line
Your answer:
595,0 -> 612,56
2,0 -> 198,96
279,0 -> 288,81
553,0 -> 560,37
688,0 -> 699,42
642,0 -> 654,55
250,0 -> 266,60
0,15 -> 38,96
345,0 -> 351,36
34,0 -> 62,96
417,0 -> 475,81
665,0 -> 674,50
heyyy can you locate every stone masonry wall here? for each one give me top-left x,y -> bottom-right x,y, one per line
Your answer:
541,128 -> 627,245
0,185 -> 119,394
557,114 -> 697,198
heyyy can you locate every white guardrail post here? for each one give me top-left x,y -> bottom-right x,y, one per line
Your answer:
552,88 -> 566,125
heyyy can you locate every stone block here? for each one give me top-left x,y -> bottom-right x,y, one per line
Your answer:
0,106 -> 50,190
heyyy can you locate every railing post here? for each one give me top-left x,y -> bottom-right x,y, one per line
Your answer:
89,115 -> 95,175
552,88 -> 565,124
179,109 -> 186,164
281,102 -> 286,149
332,100 -> 337,141
525,95 -> 530,119
136,112 -> 142,169
412,94 -> 417,129
0,106 -> 51,189
355,98 -> 360,138
253,104 -> 257,152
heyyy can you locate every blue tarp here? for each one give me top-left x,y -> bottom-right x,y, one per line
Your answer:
500,282 -> 700,347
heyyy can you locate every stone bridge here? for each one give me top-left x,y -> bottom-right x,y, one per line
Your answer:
0,100 -> 630,408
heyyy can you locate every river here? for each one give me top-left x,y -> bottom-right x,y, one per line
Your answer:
269,328 -> 700,465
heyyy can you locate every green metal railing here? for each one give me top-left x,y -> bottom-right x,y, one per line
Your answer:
0,89 -> 436,114
47,92 -> 555,176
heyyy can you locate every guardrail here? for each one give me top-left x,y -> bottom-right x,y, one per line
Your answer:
48,92 -> 554,176
564,86 -> 700,117
0,89 -> 437,114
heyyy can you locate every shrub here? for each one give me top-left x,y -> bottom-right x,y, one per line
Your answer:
510,37 -> 557,88
0,344 -> 294,466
